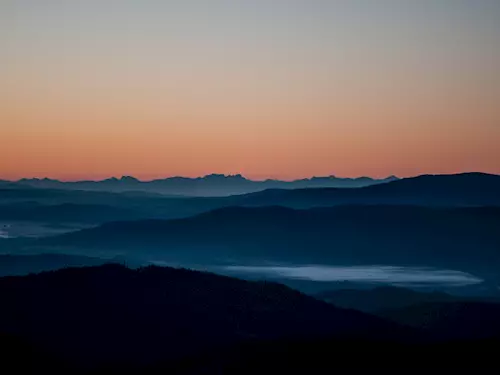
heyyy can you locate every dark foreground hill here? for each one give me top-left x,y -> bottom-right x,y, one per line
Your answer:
317,286 -> 459,313
31,205 -> 500,281
1,266 -> 500,373
0,264 -> 407,368
162,337 -> 500,374
2,332 -> 499,374
380,301 -> 500,340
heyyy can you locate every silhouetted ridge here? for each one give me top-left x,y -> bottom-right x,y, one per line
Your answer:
33,205 -> 500,279
0,264 -> 406,366
239,172 -> 500,207
366,172 -> 500,193
6,173 -> 399,196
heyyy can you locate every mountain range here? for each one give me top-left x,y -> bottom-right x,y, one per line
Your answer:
235,172 -> 500,207
1,174 -> 398,196
0,173 -> 499,226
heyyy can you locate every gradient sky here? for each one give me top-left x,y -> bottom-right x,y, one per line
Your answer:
1,0 -> 499,181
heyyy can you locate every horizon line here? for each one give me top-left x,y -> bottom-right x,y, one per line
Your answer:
1,171 -> 497,184
2,173 -> 399,184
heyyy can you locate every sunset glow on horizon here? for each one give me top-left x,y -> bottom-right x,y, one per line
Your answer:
2,1 -> 499,181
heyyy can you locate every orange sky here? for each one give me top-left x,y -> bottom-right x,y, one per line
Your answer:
1,1 -> 499,181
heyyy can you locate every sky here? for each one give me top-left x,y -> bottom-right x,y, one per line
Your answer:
1,0 -> 499,181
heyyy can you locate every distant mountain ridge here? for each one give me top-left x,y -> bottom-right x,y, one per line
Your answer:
237,172 -> 500,207
8,174 -> 399,196
1,173 -> 499,226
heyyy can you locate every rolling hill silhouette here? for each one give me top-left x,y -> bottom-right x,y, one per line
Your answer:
1,265 -> 500,372
30,205 -> 500,281
0,264 -> 408,367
